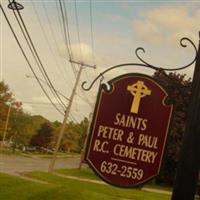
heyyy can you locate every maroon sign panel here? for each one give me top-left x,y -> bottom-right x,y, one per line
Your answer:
85,74 -> 173,187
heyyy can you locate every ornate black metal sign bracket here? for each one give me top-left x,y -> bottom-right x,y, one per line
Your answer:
82,36 -> 198,92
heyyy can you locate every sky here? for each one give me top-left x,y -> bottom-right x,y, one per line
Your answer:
1,0 -> 200,123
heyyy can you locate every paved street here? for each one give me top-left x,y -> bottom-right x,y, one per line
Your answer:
0,154 -> 80,174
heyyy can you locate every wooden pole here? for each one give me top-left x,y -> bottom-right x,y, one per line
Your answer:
48,66 -> 83,172
1,104 -> 11,152
171,33 -> 200,200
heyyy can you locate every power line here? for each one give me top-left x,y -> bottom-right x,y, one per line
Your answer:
0,3 -> 64,116
55,0 -> 64,41
62,0 -> 75,62
58,0 -> 77,77
89,0 -> 96,65
8,0 -> 67,110
31,1 -> 70,87
42,1 -> 74,86
22,101 -> 62,106
74,0 -> 83,61
26,74 -> 70,102
74,0 -> 91,83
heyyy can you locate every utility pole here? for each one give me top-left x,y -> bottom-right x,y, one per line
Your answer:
1,104 -> 12,152
48,61 -> 96,172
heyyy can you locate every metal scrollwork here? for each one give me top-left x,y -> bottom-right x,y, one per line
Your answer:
135,37 -> 197,71
82,37 -> 198,91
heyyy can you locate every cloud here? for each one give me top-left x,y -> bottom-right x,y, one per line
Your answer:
104,14 -> 129,24
59,43 -> 96,66
132,6 -> 200,46
22,103 -> 34,113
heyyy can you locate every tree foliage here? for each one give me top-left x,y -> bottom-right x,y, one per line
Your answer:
0,81 -> 14,138
0,81 -> 90,154
52,118 -> 89,153
30,122 -> 53,148
153,70 -> 192,186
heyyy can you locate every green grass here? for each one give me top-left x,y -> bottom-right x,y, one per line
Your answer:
56,167 -> 100,180
0,173 -> 54,200
0,171 -> 171,200
57,168 -> 173,191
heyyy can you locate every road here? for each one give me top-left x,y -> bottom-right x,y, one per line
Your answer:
0,154 -> 80,174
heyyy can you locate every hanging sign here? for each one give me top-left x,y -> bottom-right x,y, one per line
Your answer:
85,73 -> 173,187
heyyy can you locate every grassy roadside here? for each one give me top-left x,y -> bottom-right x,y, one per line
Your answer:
0,148 -> 79,158
28,171 -> 171,200
56,167 -> 100,180
0,171 -> 171,200
56,168 -> 173,192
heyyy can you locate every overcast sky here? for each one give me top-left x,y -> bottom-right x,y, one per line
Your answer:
1,0 -> 200,122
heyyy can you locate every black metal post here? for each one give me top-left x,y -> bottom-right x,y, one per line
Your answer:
171,33 -> 200,200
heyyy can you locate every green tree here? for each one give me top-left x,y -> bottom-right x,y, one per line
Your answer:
60,121 -> 80,153
0,81 -> 14,139
9,112 -> 32,151
153,70 -> 192,186
52,118 -> 89,153
78,117 -> 89,152
30,122 -> 53,149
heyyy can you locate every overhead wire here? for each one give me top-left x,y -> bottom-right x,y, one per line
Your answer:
31,1 -> 70,87
58,0 -> 77,77
42,1 -> 73,87
0,3 -> 64,116
89,0 -> 98,80
74,0 -> 83,62
7,0 -> 67,110
55,0 -> 64,41
89,0 -> 96,66
59,0 -> 93,114
74,0 -> 90,89
22,101 -> 62,106
74,0 -> 95,106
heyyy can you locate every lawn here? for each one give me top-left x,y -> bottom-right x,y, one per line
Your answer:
56,167 -> 173,191
0,171 -> 171,200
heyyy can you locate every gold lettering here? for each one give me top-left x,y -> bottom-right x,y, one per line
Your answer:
113,144 -> 120,156
101,141 -> 109,153
97,125 -> 124,141
112,144 -> 158,164
138,134 -> 158,149
114,113 -> 121,125
93,139 -> 101,151
93,139 -> 109,153
114,113 -> 148,131
141,119 -> 148,131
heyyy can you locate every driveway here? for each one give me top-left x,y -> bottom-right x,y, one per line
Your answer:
0,154 -> 80,174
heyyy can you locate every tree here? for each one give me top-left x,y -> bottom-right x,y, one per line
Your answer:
60,121 -> 80,153
78,117 -> 89,152
51,118 -> 89,153
30,122 -> 53,149
153,70 -> 192,186
9,112 -> 32,151
0,81 -> 14,139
